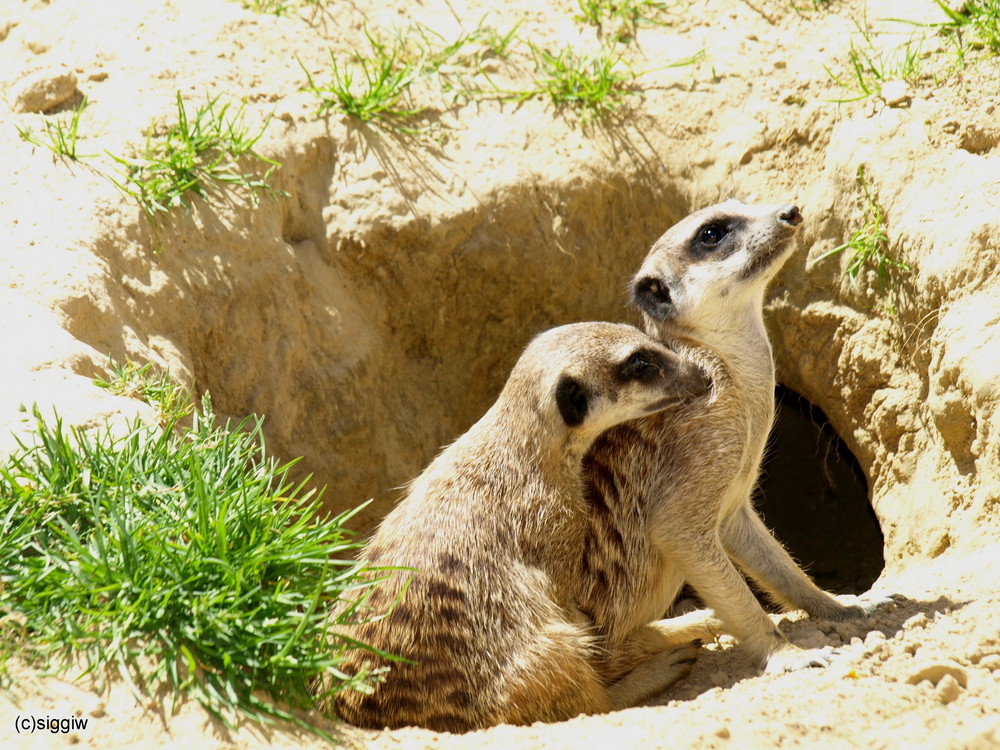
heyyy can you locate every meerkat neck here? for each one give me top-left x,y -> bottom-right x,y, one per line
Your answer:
652,295 -> 774,391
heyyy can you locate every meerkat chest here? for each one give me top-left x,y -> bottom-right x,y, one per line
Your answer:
719,377 -> 776,520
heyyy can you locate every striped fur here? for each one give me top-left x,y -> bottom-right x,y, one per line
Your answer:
326,321 -> 711,731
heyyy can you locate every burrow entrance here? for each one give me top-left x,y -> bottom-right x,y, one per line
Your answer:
755,385 -> 885,596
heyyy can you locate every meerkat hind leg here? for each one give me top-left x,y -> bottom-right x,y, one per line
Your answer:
503,618 -> 615,725
603,610 -> 721,710
721,504 -> 896,621
606,640 -> 700,710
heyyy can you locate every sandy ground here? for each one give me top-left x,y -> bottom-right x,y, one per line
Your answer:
3,547 -> 998,749
1,0 -> 999,747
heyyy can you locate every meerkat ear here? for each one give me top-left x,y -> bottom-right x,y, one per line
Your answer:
631,275 -> 675,320
555,375 -> 590,427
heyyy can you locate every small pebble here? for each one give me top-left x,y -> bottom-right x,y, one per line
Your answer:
794,629 -> 828,650
904,612 -> 929,630
906,661 -> 968,689
864,640 -> 884,657
710,670 -> 729,687
977,654 -> 1000,671
936,673 -> 962,704
834,622 -> 855,639
25,37 -> 50,54
881,80 -> 911,108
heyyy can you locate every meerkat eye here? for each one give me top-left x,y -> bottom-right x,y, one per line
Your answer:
620,351 -> 663,382
697,224 -> 728,247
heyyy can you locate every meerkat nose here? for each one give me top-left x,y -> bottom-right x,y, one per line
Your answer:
778,204 -> 804,227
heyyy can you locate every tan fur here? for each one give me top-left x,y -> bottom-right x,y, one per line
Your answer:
328,321 -> 712,731
582,200 -> 893,675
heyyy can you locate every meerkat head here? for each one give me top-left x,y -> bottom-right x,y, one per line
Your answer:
506,322 -> 711,447
629,200 -> 803,335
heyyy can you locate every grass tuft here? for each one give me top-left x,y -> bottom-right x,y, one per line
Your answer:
109,92 -> 283,221
92,359 -> 194,427
410,18 -> 523,104
0,381 -> 392,737
826,3 -> 999,99
16,97 -> 92,161
574,0 -> 674,43
302,20 -> 522,129
302,30 -> 428,130
816,165 -> 911,309
823,18 -> 925,101
242,0 -> 319,15
526,42 -> 640,121
935,0 -> 1000,54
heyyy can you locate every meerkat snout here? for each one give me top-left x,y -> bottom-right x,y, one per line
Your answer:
625,346 -> 713,411
630,276 -> 675,320
778,204 -> 804,227
670,356 -> 713,401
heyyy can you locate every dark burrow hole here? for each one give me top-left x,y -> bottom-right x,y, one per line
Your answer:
754,385 -> 885,597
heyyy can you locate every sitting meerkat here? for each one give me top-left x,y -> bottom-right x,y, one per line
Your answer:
328,321 -> 713,732
580,200 -> 894,677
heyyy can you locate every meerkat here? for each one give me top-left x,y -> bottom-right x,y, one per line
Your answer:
328,322 -> 715,732
579,200 -> 894,677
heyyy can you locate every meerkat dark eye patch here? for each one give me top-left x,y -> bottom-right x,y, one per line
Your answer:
619,350 -> 664,383
555,375 -> 590,427
690,218 -> 750,260
631,276 -> 675,320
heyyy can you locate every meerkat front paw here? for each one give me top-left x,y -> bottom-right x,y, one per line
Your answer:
831,592 -> 905,619
764,645 -> 836,675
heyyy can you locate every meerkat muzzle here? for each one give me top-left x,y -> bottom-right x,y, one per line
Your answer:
679,360 -> 713,398
778,204 -> 804,227
645,359 -> 712,412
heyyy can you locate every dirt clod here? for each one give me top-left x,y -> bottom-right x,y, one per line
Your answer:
906,661 -> 969,689
10,66 -> 77,113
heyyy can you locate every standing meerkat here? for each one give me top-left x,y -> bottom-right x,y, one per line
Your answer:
580,200 -> 893,676
329,322 -> 713,732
